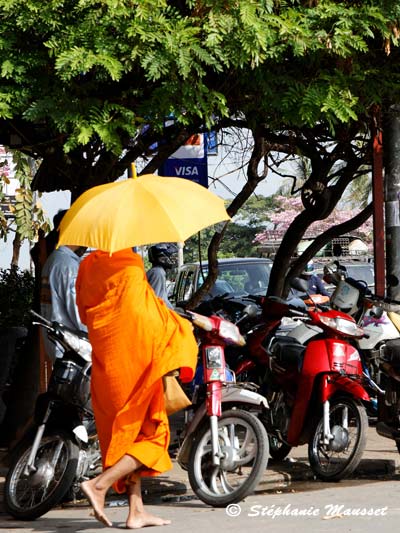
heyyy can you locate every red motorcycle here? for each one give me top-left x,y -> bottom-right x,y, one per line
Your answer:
234,295 -> 370,481
176,310 -> 269,506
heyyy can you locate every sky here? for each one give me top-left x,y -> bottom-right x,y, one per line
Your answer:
0,190 -> 71,270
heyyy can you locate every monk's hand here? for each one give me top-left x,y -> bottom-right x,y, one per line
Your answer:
164,369 -> 179,377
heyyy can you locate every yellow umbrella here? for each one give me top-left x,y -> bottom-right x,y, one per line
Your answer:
58,174 -> 230,253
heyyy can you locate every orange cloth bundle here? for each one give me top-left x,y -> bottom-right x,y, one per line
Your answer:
76,249 -> 197,493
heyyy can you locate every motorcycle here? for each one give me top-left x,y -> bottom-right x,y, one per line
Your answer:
176,309 -> 270,507
325,266 -> 400,451
4,310 -> 101,520
261,299 -> 369,481
205,283 -> 370,482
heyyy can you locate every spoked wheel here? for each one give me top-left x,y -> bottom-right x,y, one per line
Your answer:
308,397 -> 368,481
188,409 -> 269,507
268,435 -> 292,461
5,430 -> 79,520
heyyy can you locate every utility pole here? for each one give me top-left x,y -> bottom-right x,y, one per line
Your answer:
384,104 -> 400,300
372,108 -> 385,297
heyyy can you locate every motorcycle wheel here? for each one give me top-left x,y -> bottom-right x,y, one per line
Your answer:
308,396 -> 367,482
187,408 -> 269,507
5,430 -> 79,520
268,435 -> 292,461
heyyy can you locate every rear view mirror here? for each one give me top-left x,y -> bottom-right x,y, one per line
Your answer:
370,306 -> 384,319
323,264 -> 344,286
290,277 -> 309,293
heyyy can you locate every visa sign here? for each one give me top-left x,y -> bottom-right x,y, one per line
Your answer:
160,134 -> 208,187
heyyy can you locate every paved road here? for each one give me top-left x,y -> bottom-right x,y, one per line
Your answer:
1,478 -> 399,533
1,426 -> 399,532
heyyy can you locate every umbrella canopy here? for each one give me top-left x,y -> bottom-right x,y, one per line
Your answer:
58,174 -> 230,253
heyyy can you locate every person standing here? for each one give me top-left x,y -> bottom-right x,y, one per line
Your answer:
146,243 -> 178,308
40,214 -> 87,362
76,248 -> 197,528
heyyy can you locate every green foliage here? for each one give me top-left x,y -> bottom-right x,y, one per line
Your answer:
234,194 -> 278,226
0,267 -> 35,328
184,223 -> 263,261
0,0 -> 398,160
345,171 -> 372,209
184,194 -> 276,260
0,151 -> 50,244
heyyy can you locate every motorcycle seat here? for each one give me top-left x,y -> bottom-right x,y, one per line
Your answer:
271,337 -> 305,369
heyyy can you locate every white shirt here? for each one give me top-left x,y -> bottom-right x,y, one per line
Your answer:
40,246 -> 87,361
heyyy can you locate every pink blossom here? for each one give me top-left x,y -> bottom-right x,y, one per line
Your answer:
254,196 -> 372,246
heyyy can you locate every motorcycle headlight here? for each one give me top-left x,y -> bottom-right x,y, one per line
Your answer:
219,320 -> 246,346
319,316 -> 364,338
63,331 -> 92,361
206,346 -> 223,368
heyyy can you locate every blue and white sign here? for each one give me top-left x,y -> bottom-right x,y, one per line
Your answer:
160,134 -> 208,187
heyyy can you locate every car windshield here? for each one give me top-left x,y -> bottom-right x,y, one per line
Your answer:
197,262 -> 272,296
345,264 -> 375,286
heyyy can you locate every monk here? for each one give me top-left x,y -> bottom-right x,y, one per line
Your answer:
75,248 -> 197,529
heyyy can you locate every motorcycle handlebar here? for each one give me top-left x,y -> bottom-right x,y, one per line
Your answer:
364,293 -> 400,312
30,309 -> 53,327
288,307 -> 308,318
175,309 -> 212,330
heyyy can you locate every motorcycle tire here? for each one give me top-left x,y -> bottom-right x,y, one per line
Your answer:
4,429 -> 79,520
308,396 -> 368,482
187,408 -> 269,507
268,435 -> 292,461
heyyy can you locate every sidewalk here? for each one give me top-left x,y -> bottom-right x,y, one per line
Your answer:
1,425 -> 399,516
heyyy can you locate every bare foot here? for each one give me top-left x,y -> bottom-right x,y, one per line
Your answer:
126,511 -> 171,529
81,479 -> 112,527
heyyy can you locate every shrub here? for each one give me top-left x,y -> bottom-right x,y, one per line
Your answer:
0,267 -> 35,329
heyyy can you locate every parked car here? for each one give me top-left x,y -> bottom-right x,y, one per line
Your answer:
171,257 -> 273,306
341,261 -> 375,289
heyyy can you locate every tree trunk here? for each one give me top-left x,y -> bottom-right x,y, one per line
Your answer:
11,232 -> 21,268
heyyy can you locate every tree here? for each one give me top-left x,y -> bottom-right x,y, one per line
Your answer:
0,150 -> 50,268
184,194 -> 277,261
255,194 -> 373,260
256,195 -> 373,243
0,1 -> 399,296
3,1 -> 400,440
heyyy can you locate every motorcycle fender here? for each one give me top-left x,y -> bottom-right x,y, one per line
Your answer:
177,386 -> 267,469
322,374 -> 370,402
220,386 -> 268,408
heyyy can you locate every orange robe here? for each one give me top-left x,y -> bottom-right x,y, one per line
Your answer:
76,249 -> 197,493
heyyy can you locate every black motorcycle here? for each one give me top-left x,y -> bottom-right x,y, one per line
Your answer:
4,310 -> 101,520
